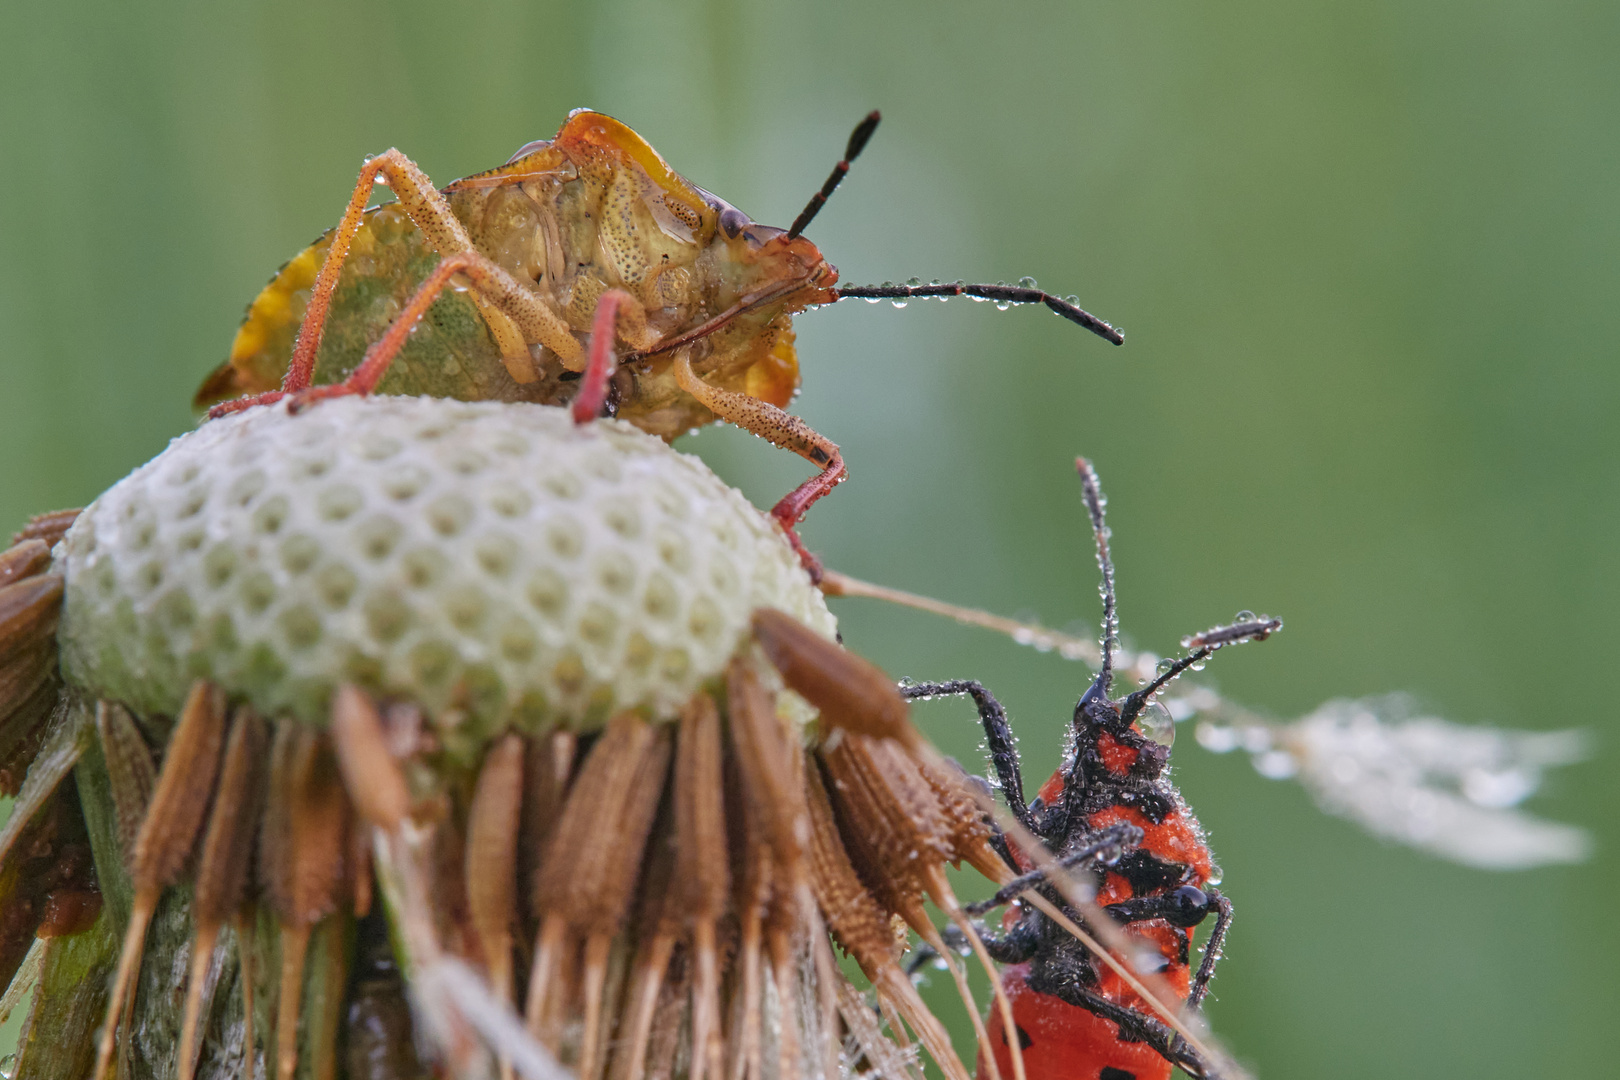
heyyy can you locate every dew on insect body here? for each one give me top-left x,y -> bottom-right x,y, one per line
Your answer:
891,300 -> 908,309
1132,700 -> 1175,748
1234,610 -> 1256,623
1189,658 -> 1207,672
995,301 -> 1012,311
906,277 -> 920,287
1156,657 -> 1176,676
1018,276 -> 1039,290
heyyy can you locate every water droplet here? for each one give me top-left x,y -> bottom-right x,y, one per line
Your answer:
906,276 -> 920,287
995,301 -> 1012,311
1234,609 -> 1255,623
865,297 -> 882,304
1064,294 -> 1079,306
1189,658 -> 1207,672
891,299 -> 908,309
1180,635 -> 1196,650
1132,701 -> 1175,748
1156,658 -> 1176,676
1019,276 -> 1039,290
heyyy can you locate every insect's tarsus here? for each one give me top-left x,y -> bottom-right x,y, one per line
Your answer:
787,110 -> 882,240
833,281 -> 1125,345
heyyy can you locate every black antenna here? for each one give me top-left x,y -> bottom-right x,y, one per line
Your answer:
786,110 -> 882,240
1076,458 -> 1118,695
1119,615 -> 1283,722
833,280 -> 1124,345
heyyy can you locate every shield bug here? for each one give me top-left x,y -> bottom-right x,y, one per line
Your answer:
905,459 -> 1281,1080
195,109 -> 1123,575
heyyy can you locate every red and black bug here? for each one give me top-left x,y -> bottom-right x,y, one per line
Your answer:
904,459 -> 1280,1080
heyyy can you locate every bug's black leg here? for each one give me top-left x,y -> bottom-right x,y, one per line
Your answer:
1063,987 -> 1212,1079
963,823 -> 1143,916
905,943 -> 940,977
967,913 -> 1042,966
1101,883 -> 1217,929
900,679 -> 1033,833
1186,888 -> 1232,1012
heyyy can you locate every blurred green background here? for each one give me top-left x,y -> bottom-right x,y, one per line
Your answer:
1,1 -> 1615,1076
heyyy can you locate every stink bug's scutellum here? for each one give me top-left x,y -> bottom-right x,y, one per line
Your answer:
905,458 -> 1281,1080
196,110 -> 1122,576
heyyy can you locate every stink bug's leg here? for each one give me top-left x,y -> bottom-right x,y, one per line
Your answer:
786,110 -> 881,240
286,150 -> 474,394
1187,889 -> 1232,1013
282,149 -> 570,392
832,281 -> 1124,345
571,288 -> 650,424
673,355 -> 845,578
265,251 -> 576,415
208,150 -> 584,419
898,679 -> 1033,835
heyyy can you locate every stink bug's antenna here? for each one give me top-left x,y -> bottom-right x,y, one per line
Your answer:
832,280 -> 1125,345
786,110 -> 882,240
1076,458 -> 1118,696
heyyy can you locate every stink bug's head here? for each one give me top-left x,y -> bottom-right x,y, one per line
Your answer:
695,185 -> 841,313
552,110 -> 837,325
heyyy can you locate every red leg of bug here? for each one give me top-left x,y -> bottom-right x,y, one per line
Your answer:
206,147 -> 584,420
212,250 -> 571,418
277,150 -> 559,394
672,355 -> 844,579
571,289 -> 640,424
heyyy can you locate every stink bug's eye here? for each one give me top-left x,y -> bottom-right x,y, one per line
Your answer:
1166,884 -> 1213,928
718,205 -> 751,238
1131,699 -> 1175,748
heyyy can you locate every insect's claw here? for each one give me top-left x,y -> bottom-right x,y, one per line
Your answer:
207,389 -> 286,420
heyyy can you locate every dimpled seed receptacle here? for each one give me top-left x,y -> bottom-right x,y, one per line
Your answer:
57,396 -> 836,740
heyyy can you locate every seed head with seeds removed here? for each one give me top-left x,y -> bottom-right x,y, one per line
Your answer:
0,394 -> 1062,1080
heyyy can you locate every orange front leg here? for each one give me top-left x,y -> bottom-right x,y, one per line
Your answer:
219,147 -> 580,416
209,250 -> 575,417
672,355 -> 845,579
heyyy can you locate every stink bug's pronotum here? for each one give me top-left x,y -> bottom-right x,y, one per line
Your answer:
906,459 -> 1280,1080
196,109 -> 1122,574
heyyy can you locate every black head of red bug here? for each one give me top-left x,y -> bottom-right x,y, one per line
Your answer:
902,457 -> 1280,1080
